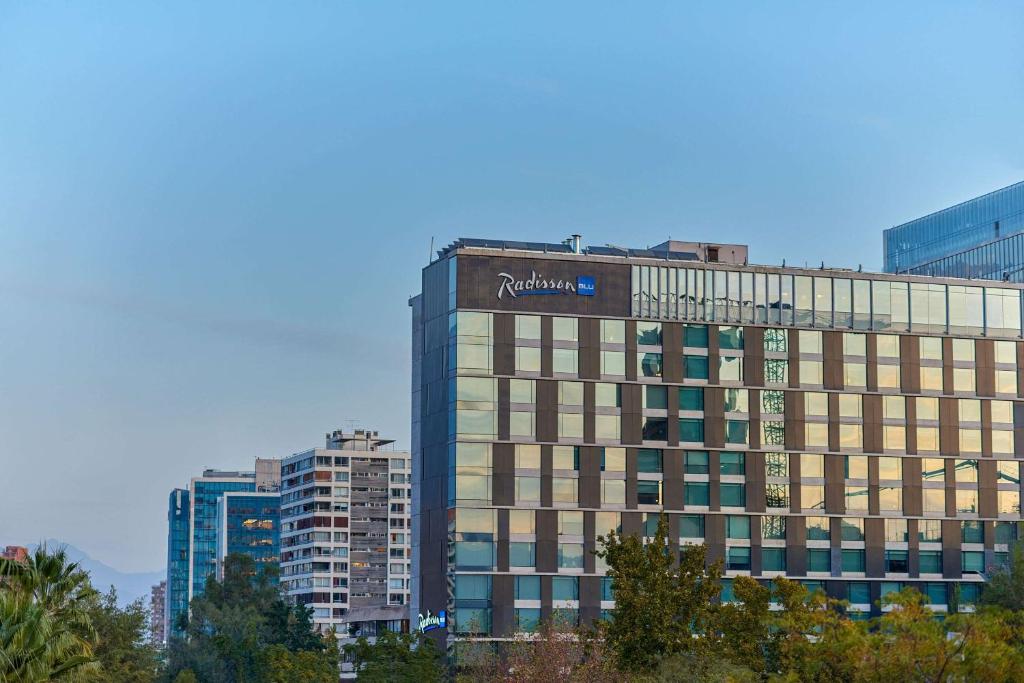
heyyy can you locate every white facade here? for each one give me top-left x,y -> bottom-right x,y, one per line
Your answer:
279,430 -> 412,646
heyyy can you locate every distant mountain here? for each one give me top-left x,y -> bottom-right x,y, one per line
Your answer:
25,539 -> 164,606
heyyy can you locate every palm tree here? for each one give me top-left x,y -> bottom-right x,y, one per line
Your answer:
0,544 -> 98,681
0,592 -> 94,683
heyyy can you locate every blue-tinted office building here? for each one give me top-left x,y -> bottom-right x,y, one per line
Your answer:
884,181 -> 1024,281
163,459 -> 280,641
190,474 -> 258,598
165,488 -> 190,641
215,491 -> 280,580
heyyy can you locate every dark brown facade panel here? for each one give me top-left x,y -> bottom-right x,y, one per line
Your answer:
456,254 -> 631,317
823,331 -> 844,390
662,323 -> 683,383
493,313 -> 516,376
744,327 -> 765,387
900,335 -> 921,394
977,339 -> 996,397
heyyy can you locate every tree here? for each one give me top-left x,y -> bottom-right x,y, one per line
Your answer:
853,588 -> 1024,683
981,543 -> 1024,611
0,544 -> 99,681
597,514 -> 722,673
456,617 -> 616,683
344,630 -> 444,683
766,578 -> 867,682
0,590 -> 96,682
717,575 -> 771,675
164,553 -> 339,683
81,587 -> 160,683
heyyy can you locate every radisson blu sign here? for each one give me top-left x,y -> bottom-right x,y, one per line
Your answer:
418,609 -> 447,633
497,271 -> 595,299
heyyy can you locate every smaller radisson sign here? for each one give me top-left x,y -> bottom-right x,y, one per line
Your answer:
497,271 -> 595,299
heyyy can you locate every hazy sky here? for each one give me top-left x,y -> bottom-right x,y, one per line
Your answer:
1,2 -> 1022,572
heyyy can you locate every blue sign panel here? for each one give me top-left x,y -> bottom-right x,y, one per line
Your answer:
577,275 -> 595,296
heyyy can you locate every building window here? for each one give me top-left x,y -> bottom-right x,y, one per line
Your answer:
601,351 -> 626,376
720,483 -> 745,507
842,549 -> 865,573
601,320 -> 625,344
639,352 -> 663,378
509,542 -> 535,567
679,515 -> 705,539
637,321 -> 662,345
726,546 -> 751,571
720,356 -> 743,382
720,452 -> 745,476
765,483 -> 790,508
684,325 -> 709,348
762,547 -> 786,572
602,480 -> 625,505
684,482 -> 710,506
684,356 -> 709,380
885,550 -> 909,574
637,449 -> 663,473
685,451 -> 709,474
679,419 -> 705,443
637,481 -> 662,506
679,387 -> 704,411
553,348 -> 578,375
558,543 -> 584,569
552,317 -> 578,342
807,549 -> 830,573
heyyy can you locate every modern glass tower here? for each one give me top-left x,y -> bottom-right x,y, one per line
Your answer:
215,491 -> 281,579
164,459 -> 280,640
884,181 -> 1024,281
412,236 -> 1024,648
165,488 -> 190,640
190,473 -> 259,599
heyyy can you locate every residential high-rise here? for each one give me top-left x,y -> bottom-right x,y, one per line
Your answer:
412,236 -> 1024,645
164,459 -> 280,641
279,429 -> 411,658
884,180 -> 1024,281
150,580 -> 166,646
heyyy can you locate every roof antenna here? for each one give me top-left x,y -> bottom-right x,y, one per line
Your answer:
429,236 -> 435,262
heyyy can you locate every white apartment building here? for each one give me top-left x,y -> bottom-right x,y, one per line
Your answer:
280,429 -> 412,652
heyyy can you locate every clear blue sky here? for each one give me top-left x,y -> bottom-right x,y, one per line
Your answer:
1,2 -> 1021,571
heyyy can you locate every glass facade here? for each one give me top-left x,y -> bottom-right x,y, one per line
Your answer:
215,492 -> 280,580
883,181 -> 1024,280
165,488 -> 190,640
417,241 -> 1024,646
190,478 -> 257,598
630,263 -> 1022,338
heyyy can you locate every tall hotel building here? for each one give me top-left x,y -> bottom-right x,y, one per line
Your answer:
411,237 -> 1024,643
279,429 -> 411,652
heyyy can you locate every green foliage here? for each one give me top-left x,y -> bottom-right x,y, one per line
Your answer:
597,532 -> 1024,683
0,544 -> 100,682
164,553 -> 339,683
596,514 -> 722,672
456,617 -> 617,683
344,630 -> 444,683
81,587 -> 160,683
981,543 -> 1024,611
